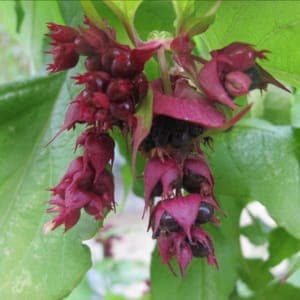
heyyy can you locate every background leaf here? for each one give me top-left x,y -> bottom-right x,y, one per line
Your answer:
267,228 -> 300,267
203,1 -> 300,87
57,0 -> 83,27
0,0 -> 63,74
208,119 -> 300,239
134,0 -> 175,40
0,74 -> 100,299
14,0 -> 24,33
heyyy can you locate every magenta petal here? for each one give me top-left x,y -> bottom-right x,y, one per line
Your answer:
157,233 -> 176,274
93,169 -> 115,210
162,195 -> 202,241
78,131 -> 115,181
144,158 -> 181,213
131,40 -> 161,72
174,238 -> 193,278
48,202 -> 81,232
47,23 -> 78,43
198,59 -> 237,110
184,157 -> 214,186
171,35 -> 195,55
192,227 -> 218,267
79,26 -> 109,54
149,204 -> 166,236
64,188 -> 95,209
152,81 -> 226,128
84,197 -> 104,219
62,209 -> 81,232
213,42 -> 268,71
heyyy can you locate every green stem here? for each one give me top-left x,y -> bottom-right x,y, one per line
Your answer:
157,47 -> 172,95
120,17 -> 142,47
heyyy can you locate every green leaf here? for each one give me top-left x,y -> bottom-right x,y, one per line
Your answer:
103,0 -> 142,23
250,86 -> 293,125
240,217 -> 271,246
57,0 -> 83,27
172,0 -> 195,34
132,89 -> 153,177
247,283 -> 300,300
238,259 -> 273,292
134,0 -> 175,40
291,89 -> 300,128
0,0 -> 63,74
151,196 -> 242,300
82,0 -> 129,44
204,1 -> 300,87
286,255 -> 300,288
0,74 -> 100,299
186,1 -> 221,37
65,275 -> 93,300
173,0 -> 220,37
80,0 -> 110,32
209,119 -> 300,239
14,0 -> 24,33
102,0 -> 142,46
267,228 -> 300,267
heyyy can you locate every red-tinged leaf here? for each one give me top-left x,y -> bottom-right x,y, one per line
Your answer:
131,40 -> 162,72
152,80 -> 226,128
132,88 -> 153,177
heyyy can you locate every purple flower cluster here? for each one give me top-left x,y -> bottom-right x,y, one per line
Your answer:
45,19 -> 159,232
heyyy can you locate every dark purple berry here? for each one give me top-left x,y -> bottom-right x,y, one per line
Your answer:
106,79 -> 133,103
159,212 -> 180,233
183,170 -> 207,193
196,203 -> 214,224
170,124 -> 190,148
190,242 -> 209,257
150,182 -> 163,199
245,65 -> 264,90
133,73 -> 148,101
74,36 -> 94,55
85,56 -> 102,71
110,100 -> 134,120
111,52 -> 137,78
141,135 -> 155,153
101,48 -> 120,72
189,124 -> 204,138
